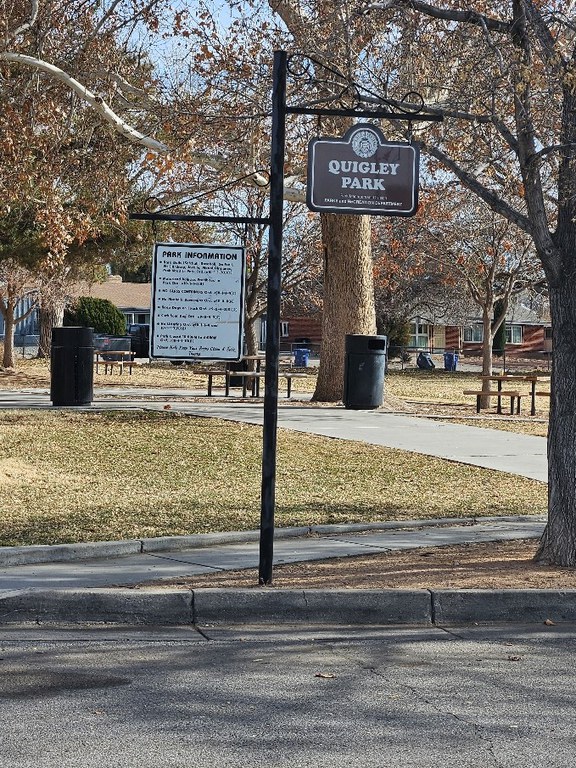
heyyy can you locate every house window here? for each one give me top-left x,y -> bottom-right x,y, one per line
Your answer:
506,324 -> 523,344
409,322 -> 429,349
463,325 -> 484,343
123,312 -> 150,327
261,319 -> 291,342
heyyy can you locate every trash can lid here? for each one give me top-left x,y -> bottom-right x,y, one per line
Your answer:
51,326 -> 94,347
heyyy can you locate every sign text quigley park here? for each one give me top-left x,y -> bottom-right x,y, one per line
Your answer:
307,124 -> 419,216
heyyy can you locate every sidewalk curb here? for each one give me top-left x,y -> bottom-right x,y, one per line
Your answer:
432,589 -> 576,624
0,515 -> 545,567
192,588 -> 432,625
0,589 -> 192,625
1,587 -> 574,627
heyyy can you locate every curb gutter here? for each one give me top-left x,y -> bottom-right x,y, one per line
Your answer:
1,588 -> 574,627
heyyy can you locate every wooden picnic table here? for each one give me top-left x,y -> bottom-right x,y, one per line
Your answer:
94,350 -> 136,375
228,355 -> 266,396
242,355 -> 265,371
203,355 -> 306,398
481,374 -> 551,416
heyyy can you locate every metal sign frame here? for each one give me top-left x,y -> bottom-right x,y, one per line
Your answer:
129,50 -> 442,585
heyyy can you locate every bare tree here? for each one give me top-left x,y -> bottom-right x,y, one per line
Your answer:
360,0 -> 576,565
0,261 -> 39,367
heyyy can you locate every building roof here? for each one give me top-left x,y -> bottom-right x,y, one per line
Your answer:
70,277 -> 151,310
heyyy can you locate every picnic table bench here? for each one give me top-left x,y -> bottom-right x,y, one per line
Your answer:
463,389 -> 522,414
464,374 -> 552,415
204,369 -> 307,398
94,350 -> 137,375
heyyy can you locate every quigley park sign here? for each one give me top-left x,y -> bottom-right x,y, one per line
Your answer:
306,123 -> 419,216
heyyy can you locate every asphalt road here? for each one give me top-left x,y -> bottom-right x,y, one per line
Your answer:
1,623 -> 575,767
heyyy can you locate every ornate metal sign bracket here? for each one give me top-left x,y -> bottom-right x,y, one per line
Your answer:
128,50 -> 441,587
284,52 -> 442,128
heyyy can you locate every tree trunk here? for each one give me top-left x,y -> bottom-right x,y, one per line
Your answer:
244,314 -> 260,358
2,314 -> 16,368
37,301 -> 65,359
479,308 -> 494,408
481,309 -> 494,379
535,279 -> 576,565
313,213 -> 376,402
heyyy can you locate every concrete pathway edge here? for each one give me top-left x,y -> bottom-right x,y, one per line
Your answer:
0,515 -> 545,567
1,587 -> 574,627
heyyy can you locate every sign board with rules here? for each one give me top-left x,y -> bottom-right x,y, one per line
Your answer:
150,243 -> 246,361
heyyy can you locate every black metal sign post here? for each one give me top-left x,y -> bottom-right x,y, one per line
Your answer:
258,51 -> 441,584
130,49 -> 441,587
258,50 -> 286,584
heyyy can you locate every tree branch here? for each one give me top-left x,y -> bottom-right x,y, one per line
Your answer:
409,100 -> 520,155
95,69 -> 160,108
360,0 -> 512,34
524,0 -> 565,67
425,144 -> 532,233
9,0 -> 39,40
1,52 -> 307,202
0,52 -> 170,153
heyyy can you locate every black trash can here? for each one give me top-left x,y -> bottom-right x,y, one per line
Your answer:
50,326 -> 94,406
343,334 -> 387,409
227,358 -> 248,387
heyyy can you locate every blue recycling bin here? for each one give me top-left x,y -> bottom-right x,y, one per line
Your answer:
294,348 -> 310,367
443,352 -> 458,371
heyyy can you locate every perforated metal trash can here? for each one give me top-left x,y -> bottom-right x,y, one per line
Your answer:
50,326 -> 94,406
343,334 -> 387,409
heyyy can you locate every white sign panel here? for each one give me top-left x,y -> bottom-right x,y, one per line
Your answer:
151,242 -> 245,361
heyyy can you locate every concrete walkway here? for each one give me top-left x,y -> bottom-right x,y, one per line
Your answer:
174,403 -> 548,482
0,387 -> 548,480
0,387 -> 555,627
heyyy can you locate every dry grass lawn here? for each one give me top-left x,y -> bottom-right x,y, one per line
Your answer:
0,357 -> 549,550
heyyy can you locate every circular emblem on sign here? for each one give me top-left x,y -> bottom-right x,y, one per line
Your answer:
351,129 -> 379,158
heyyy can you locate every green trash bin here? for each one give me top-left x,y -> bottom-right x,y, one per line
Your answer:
343,334 -> 387,409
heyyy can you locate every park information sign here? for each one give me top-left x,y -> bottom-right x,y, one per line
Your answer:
150,242 -> 245,361
307,124 -> 419,216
